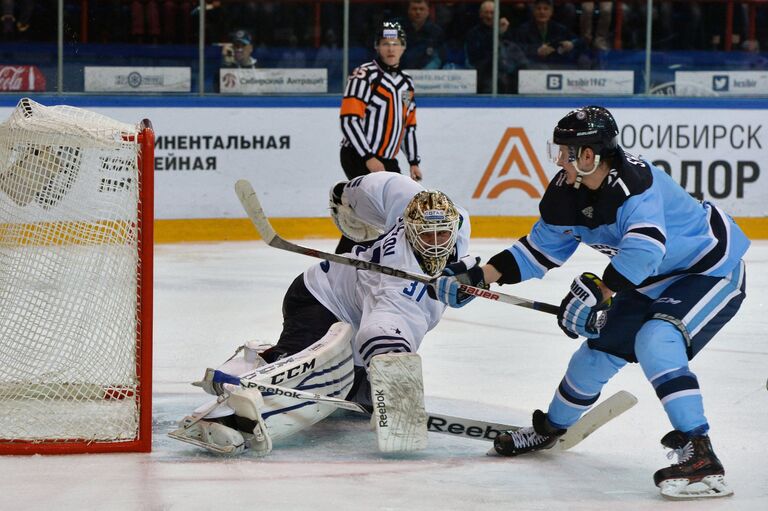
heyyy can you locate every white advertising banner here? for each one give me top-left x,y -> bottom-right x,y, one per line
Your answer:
84,67 -> 191,92
675,71 -> 768,96
518,70 -> 634,95
219,69 -> 327,94
405,69 -> 477,95
0,103 -> 765,219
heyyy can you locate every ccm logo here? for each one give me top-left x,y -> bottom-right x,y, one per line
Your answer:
459,285 -> 498,300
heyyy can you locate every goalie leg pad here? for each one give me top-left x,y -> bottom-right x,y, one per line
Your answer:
193,341 -> 271,396
369,353 -> 428,453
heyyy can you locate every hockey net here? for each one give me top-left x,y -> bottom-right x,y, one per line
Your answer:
0,98 -> 153,454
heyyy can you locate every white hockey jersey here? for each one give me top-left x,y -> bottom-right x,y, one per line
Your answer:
305,173 -> 470,366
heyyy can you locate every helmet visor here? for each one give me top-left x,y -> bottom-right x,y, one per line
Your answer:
546,141 -> 576,164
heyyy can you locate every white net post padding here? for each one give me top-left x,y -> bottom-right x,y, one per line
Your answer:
0,98 -> 153,454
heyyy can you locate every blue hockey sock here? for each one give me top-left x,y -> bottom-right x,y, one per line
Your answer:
636,319 -> 708,434
547,342 -> 626,428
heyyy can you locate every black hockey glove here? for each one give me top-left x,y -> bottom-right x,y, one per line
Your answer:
557,272 -> 612,339
429,256 -> 487,308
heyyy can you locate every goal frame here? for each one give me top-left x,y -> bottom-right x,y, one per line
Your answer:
0,117 -> 155,455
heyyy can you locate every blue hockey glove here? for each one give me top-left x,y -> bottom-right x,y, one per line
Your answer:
431,256 -> 486,308
557,272 -> 612,339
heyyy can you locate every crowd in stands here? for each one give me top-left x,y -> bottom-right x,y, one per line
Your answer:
1,1 -> 765,92
3,1 -> 765,52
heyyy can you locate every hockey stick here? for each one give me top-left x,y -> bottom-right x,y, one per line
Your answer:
212,369 -> 636,452
430,390 -> 638,452
235,179 -> 558,315
211,369 -> 370,414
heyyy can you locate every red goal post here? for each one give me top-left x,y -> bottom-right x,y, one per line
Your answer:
0,99 -> 154,454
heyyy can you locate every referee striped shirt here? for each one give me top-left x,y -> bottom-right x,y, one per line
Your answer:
340,60 -> 420,165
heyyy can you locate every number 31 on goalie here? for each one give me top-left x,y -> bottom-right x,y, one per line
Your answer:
403,281 -> 429,302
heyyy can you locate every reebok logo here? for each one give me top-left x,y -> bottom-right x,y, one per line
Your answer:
427,416 -> 502,440
375,389 -> 388,427
473,128 -> 549,200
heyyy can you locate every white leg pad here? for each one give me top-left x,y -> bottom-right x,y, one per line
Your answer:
369,353 -> 428,453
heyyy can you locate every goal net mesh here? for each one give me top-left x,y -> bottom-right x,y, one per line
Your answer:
0,99 -> 147,445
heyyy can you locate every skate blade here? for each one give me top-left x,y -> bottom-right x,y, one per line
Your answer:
659,475 -> 734,500
168,427 -> 243,456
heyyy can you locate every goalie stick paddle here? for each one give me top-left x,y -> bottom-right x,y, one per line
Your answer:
235,179 -> 558,315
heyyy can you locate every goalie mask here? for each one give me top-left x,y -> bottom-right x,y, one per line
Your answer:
404,190 -> 460,277
548,105 -> 618,189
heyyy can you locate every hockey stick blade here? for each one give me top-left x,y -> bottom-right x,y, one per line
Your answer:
235,179 -> 558,315
555,390 -> 637,450
427,390 -> 637,452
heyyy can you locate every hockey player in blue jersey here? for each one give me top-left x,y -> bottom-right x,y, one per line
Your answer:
434,105 -> 749,499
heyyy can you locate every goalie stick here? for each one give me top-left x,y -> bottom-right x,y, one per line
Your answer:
235,179 -> 559,315
210,369 -> 636,452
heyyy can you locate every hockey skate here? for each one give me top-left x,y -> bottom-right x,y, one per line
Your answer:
654,430 -> 733,499
170,416 -> 248,456
169,386 -> 273,456
493,409 -> 565,456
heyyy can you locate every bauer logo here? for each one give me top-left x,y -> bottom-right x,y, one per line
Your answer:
473,128 -> 549,200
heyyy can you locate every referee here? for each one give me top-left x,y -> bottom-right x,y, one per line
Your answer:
336,20 -> 422,253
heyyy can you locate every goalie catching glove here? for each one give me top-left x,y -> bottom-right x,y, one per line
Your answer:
429,256 -> 487,308
558,272 -> 612,339
329,181 -> 383,242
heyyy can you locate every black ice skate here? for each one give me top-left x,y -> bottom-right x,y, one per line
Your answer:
493,409 -> 566,456
654,430 -> 733,499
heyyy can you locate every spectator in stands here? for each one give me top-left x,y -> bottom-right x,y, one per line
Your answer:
465,0 -> 526,93
512,0 -> 582,68
579,2 -> 613,50
1,0 -> 34,38
314,28 -> 343,92
277,33 -> 308,68
401,0 -> 445,69
222,29 -> 258,69
131,0 -> 160,44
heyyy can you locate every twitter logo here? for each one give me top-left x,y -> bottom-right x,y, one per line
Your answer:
712,75 -> 729,91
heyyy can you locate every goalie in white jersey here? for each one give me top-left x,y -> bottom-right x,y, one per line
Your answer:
171,173 -> 472,455
264,172 -> 471,406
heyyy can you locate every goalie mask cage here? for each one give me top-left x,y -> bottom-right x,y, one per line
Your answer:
0,98 -> 153,454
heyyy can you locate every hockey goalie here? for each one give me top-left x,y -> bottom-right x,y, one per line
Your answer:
170,172 -> 475,456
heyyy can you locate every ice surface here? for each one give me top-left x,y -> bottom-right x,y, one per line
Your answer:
2,239 -> 766,510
